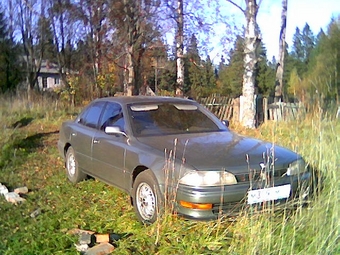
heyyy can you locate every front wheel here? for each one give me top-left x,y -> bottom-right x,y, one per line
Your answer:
132,170 -> 164,224
65,146 -> 86,184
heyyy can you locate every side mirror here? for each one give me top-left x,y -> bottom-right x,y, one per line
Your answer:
105,126 -> 128,137
222,120 -> 229,127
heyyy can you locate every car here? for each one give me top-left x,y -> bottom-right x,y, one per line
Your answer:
58,96 -> 313,223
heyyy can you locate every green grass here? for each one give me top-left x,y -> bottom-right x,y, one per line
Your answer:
0,94 -> 339,255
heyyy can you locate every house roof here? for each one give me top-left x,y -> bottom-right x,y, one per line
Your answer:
40,60 -> 59,74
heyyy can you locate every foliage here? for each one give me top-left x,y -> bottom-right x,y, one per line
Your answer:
288,17 -> 340,102
256,41 -> 276,97
217,35 -> 244,97
0,0 -> 339,107
0,4 -> 21,93
0,95 -> 339,255
184,34 -> 218,97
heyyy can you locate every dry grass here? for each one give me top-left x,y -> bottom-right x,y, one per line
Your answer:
0,94 -> 338,254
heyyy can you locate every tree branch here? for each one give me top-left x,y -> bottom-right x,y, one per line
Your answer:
226,0 -> 245,15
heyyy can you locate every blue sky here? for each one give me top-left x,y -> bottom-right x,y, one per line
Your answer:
208,0 -> 340,63
258,0 -> 340,59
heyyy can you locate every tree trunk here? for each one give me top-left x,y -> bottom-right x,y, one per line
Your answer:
241,0 -> 259,128
126,44 -> 134,96
176,0 -> 184,97
274,0 -> 287,102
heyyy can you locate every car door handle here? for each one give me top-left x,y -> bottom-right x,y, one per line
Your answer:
93,139 -> 100,144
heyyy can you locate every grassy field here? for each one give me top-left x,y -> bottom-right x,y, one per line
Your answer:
0,95 -> 339,255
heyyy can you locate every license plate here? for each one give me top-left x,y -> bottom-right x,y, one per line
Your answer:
247,184 -> 291,205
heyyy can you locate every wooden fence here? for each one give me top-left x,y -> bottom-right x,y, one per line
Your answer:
198,96 -> 307,123
199,96 -> 234,120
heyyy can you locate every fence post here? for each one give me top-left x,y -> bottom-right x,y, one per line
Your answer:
263,97 -> 268,123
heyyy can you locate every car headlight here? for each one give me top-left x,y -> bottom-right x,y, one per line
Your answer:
286,159 -> 307,176
179,171 -> 237,186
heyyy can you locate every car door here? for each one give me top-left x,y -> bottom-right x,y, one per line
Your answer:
70,101 -> 105,173
91,102 -> 127,190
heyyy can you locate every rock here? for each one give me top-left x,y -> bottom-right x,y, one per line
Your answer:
84,242 -> 115,255
14,186 -> 29,194
0,183 -> 9,195
30,208 -> 42,218
75,243 -> 89,252
67,228 -> 95,235
4,192 -> 26,204
79,232 -> 96,245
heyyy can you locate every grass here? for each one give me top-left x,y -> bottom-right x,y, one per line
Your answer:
0,94 -> 339,255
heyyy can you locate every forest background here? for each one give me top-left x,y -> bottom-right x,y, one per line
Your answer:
0,0 -> 339,109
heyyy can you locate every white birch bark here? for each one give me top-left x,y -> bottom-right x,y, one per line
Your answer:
242,0 -> 259,128
176,0 -> 184,97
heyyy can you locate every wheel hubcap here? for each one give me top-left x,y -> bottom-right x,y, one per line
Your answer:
67,152 -> 76,176
136,183 -> 156,221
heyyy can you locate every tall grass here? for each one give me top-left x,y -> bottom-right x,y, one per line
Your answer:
0,94 -> 338,255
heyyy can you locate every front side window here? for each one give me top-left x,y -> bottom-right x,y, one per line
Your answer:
78,101 -> 105,129
99,102 -> 125,131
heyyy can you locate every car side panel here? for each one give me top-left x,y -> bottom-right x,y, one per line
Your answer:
69,123 -> 95,173
91,131 -> 127,190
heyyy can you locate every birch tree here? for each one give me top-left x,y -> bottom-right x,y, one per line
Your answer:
227,0 -> 260,128
175,0 -> 184,97
274,0 -> 287,102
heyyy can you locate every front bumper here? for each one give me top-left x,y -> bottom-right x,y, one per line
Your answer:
57,140 -> 66,160
173,172 -> 312,220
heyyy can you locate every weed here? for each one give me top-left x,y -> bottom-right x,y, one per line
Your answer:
0,94 -> 338,254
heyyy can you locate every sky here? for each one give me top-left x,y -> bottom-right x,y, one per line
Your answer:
257,0 -> 340,60
208,0 -> 340,63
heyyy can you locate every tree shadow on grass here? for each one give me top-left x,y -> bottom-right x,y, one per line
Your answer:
11,117 -> 34,128
15,130 -> 59,152
0,130 -> 59,169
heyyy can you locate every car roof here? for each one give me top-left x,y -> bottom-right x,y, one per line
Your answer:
94,96 -> 196,105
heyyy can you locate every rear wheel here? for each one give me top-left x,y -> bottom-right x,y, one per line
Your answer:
65,146 -> 86,183
132,170 -> 164,224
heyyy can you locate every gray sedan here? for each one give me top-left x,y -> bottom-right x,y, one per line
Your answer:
58,96 -> 312,223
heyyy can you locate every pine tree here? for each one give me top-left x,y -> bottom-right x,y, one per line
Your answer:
0,4 -> 21,93
301,23 -> 315,65
291,24 -> 315,77
296,16 -> 340,101
218,35 -> 244,97
256,41 -> 275,97
292,27 -> 304,61
186,34 -> 202,95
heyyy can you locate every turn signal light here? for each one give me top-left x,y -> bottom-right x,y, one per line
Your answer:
180,201 -> 213,210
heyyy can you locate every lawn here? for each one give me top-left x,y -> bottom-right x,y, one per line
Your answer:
0,95 -> 339,255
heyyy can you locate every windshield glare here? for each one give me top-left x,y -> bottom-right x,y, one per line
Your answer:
129,103 -> 223,136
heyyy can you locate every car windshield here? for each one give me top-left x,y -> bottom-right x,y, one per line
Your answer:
128,102 -> 223,136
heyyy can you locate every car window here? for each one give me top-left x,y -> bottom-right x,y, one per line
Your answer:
79,101 -> 105,129
100,102 -> 125,131
129,102 -> 221,136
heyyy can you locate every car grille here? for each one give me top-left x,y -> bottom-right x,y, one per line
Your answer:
234,168 -> 288,183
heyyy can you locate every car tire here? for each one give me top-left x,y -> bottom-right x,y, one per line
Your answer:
132,170 -> 164,224
65,146 -> 86,184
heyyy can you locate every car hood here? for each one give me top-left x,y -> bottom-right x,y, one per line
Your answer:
136,131 -> 300,173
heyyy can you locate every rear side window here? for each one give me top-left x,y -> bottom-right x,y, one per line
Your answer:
78,102 -> 105,129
